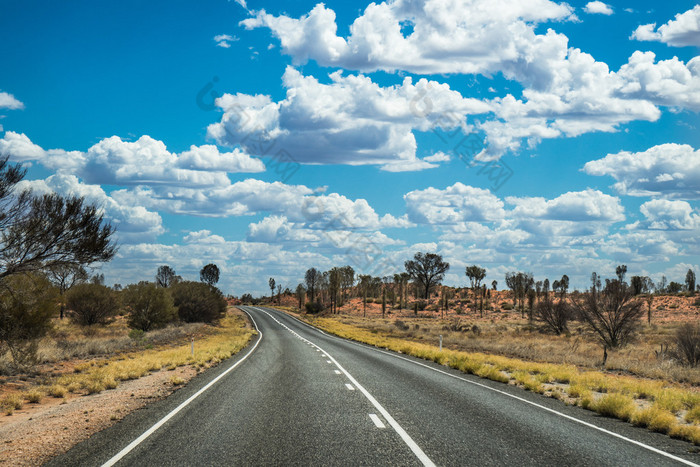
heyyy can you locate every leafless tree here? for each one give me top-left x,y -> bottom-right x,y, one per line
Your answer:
670,323 -> 700,367
570,272 -> 644,348
156,265 -> 176,288
47,264 -> 88,319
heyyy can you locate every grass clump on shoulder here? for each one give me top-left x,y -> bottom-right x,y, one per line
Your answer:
19,311 -> 254,406
300,314 -> 700,446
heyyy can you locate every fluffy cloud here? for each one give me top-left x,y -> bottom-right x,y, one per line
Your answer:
242,2 -> 700,160
0,92 -> 24,110
17,174 -> 164,243
635,200 -> 700,230
207,67 -> 489,170
0,131 -> 45,161
506,189 -> 624,222
241,1 -> 575,75
404,183 -> 505,224
0,132 -> 265,186
583,143 -> 700,198
632,5 -> 700,47
584,2 -> 613,15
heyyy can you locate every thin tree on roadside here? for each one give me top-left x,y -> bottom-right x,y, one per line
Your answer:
465,265 -> 486,314
268,277 -> 276,302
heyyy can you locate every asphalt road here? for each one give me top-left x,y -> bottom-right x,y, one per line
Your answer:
47,306 -> 700,466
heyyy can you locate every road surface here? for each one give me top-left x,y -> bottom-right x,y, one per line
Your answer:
47,306 -> 700,466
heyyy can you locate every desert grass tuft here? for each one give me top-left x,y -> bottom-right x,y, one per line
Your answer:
47,384 -> 67,398
24,389 -> 43,403
632,406 -> 678,434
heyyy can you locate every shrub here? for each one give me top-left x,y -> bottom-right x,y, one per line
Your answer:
170,281 -> 226,323
535,296 -> 571,335
415,300 -> 427,311
305,302 -> 324,314
67,283 -> 119,326
670,323 -> 700,367
0,273 -> 57,370
123,282 -> 177,331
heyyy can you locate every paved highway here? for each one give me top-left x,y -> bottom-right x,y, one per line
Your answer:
48,306 -> 700,466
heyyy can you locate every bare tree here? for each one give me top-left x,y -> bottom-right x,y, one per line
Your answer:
156,265 -> 176,288
405,252 -> 449,299
535,278 -> 571,334
268,277 -> 276,302
670,324 -> 700,367
47,264 -> 88,319
505,272 -> 534,317
305,268 -> 321,303
570,271 -> 644,349
200,263 -> 220,286
465,265 -> 486,314
295,283 -> 306,310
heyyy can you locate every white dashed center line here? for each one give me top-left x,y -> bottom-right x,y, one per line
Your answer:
369,413 -> 386,428
345,383 -> 355,391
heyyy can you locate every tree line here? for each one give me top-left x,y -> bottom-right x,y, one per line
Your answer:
261,252 -> 697,361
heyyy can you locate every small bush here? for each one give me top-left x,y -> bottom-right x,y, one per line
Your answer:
171,281 -> 226,323
394,320 -> 409,331
305,302 -> 324,314
67,283 -> 119,326
123,282 -> 177,331
48,384 -> 67,398
24,389 -> 43,403
0,273 -> 57,371
415,300 -> 427,311
670,323 -> 700,367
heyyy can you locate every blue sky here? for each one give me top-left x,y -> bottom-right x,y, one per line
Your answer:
1,0 -> 699,295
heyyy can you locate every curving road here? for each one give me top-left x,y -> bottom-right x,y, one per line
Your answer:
47,306 -> 700,466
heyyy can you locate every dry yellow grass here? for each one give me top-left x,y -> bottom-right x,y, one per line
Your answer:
298,313 -> 700,446
9,313 -> 254,409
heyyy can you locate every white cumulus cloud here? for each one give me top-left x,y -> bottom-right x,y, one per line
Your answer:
583,143 -> 700,198
584,2 -> 613,15
631,5 -> 700,47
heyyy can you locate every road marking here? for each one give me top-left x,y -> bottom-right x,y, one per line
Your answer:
253,307 -> 436,467
345,383 -> 355,391
334,370 -> 341,375
101,307 -> 263,467
327,360 -> 332,364
276,308 -> 700,467
369,413 -> 386,428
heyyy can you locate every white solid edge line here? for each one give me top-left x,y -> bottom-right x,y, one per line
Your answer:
369,413 -> 386,429
254,307 -> 436,467
270,307 -> 700,467
101,308 -> 263,467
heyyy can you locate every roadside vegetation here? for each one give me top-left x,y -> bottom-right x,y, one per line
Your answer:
0,155 -> 252,417
255,251 -> 700,445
